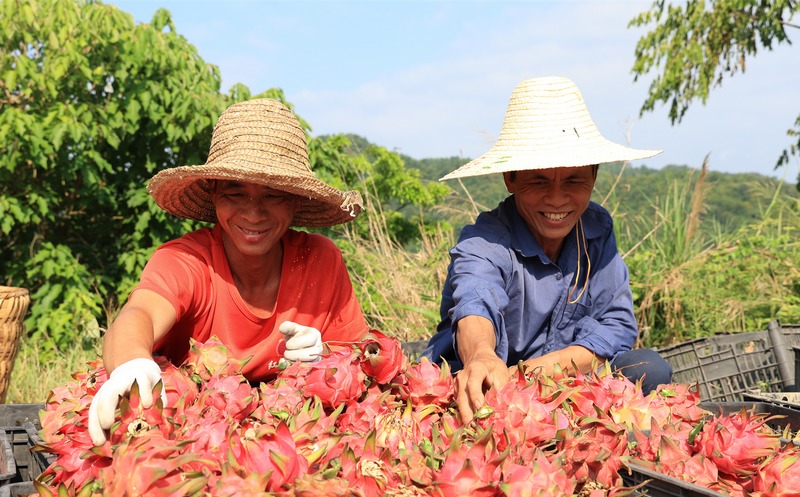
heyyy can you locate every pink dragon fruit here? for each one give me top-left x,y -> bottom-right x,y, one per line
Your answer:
751,449 -> 800,497
357,329 -> 407,384
181,335 -> 251,382
282,348 -> 367,409
397,356 -> 454,407
692,408 -> 782,477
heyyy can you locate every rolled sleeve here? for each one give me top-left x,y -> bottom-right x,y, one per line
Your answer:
448,235 -> 512,363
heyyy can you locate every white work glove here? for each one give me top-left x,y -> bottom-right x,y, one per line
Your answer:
279,321 -> 323,362
88,358 -> 166,446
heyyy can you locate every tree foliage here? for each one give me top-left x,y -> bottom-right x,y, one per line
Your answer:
0,0 -> 448,356
1,0 -> 229,355
629,0 -> 800,180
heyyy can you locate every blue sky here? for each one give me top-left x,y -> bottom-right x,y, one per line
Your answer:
111,0 -> 799,180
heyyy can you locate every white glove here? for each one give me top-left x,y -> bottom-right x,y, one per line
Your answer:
280,321 -> 323,362
88,358 -> 166,446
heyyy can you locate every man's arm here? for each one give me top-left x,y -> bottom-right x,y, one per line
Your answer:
102,289 -> 177,372
89,289 -> 177,445
517,345 -> 601,377
454,315 -> 512,424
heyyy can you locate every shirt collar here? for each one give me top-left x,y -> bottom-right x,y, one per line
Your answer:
501,196 -> 609,260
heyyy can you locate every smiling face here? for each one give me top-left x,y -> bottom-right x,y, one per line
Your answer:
212,180 -> 295,262
503,165 -> 597,260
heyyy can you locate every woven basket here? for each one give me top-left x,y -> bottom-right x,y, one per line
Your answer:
0,286 -> 30,403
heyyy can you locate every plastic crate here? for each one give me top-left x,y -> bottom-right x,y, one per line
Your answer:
698,401 -> 800,433
741,391 -> 800,411
782,323 -> 800,348
0,432 -> 14,488
622,402 -> 797,497
0,423 -> 52,486
0,404 -> 49,487
656,322 -> 799,403
0,405 -> 42,429
400,339 -> 429,361
0,482 -> 35,497
622,461 -> 725,497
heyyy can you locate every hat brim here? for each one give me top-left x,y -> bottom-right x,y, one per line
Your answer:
148,163 -> 363,228
441,139 -> 662,181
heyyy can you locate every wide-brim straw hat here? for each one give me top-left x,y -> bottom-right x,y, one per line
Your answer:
440,76 -> 662,181
148,98 -> 363,227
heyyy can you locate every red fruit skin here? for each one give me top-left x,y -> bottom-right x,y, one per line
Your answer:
158,359 -> 200,407
181,336 -> 250,382
692,410 -> 782,477
197,374 -> 259,422
231,422 -> 308,491
398,357 -> 454,407
296,348 -> 367,409
752,450 -> 800,497
358,329 -> 407,384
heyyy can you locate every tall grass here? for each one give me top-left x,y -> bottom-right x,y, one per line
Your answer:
6,335 -> 100,404
339,188 -> 454,342
614,161 -> 800,347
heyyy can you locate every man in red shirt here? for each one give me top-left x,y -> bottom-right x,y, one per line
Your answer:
88,99 -> 368,445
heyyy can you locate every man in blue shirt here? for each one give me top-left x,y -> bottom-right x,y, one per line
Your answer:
423,77 -> 673,423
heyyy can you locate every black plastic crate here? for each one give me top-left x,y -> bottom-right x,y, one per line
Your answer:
699,401 -> 800,433
0,482 -> 35,497
622,462 -> 725,497
0,424 -> 52,486
0,406 -> 42,429
401,339 -> 429,361
656,322 -> 799,402
622,402 -> 796,497
0,432 -> 14,488
741,391 -> 800,412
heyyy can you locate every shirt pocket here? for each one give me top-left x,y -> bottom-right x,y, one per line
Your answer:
555,293 -> 593,332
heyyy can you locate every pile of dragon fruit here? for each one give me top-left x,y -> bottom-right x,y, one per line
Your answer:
30,331 -> 800,496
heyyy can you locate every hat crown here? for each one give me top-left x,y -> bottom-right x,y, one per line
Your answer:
206,99 -> 313,177
497,76 -> 601,145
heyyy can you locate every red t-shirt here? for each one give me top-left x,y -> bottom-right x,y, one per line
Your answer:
133,225 -> 369,382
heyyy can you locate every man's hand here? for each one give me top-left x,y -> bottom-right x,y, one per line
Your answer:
455,351 -> 511,424
88,358 -> 165,446
279,321 -> 323,362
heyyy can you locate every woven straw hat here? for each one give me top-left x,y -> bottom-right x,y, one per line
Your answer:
148,99 -> 363,227
440,76 -> 662,181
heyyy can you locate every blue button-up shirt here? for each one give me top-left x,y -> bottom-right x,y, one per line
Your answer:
422,196 -> 638,371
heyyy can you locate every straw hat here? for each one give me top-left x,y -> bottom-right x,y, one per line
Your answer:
440,76 -> 662,181
148,99 -> 363,227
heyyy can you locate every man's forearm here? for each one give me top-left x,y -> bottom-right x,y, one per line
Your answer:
520,345 -> 600,377
456,315 -> 498,364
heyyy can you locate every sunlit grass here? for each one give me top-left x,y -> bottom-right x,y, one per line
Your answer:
5,336 -> 100,404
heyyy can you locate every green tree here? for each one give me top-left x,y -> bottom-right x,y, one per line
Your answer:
0,0 -> 453,356
0,0 -> 282,355
309,134 -> 451,247
629,0 -> 800,186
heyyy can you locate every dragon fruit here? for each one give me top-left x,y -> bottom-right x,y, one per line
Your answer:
30,333 -> 800,496
692,408 -> 783,477
752,450 -> 800,497
357,329 -> 407,384
397,356 -> 455,408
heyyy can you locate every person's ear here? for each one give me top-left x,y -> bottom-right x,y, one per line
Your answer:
503,172 -> 515,193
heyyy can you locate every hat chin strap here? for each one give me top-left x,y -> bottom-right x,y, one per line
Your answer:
567,217 -> 590,305
340,193 -> 360,218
